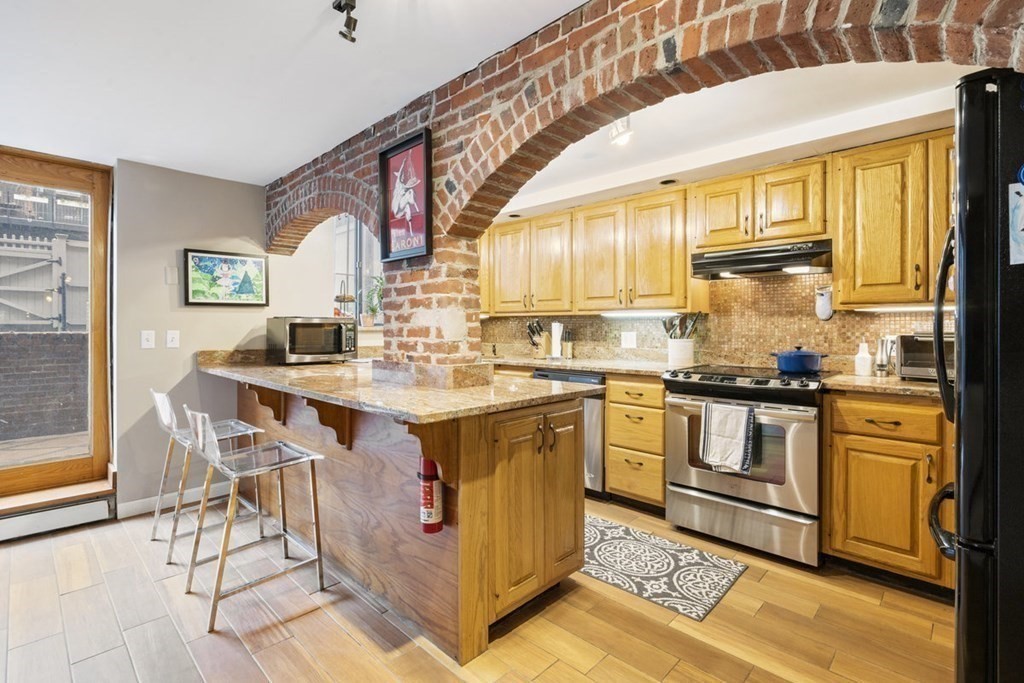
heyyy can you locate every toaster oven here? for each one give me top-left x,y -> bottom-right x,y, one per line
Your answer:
267,317 -> 358,364
895,333 -> 955,381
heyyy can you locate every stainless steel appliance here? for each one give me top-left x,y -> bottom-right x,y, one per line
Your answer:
662,365 -> 831,565
928,68 -> 1024,682
895,333 -> 955,381
532,369 -> 605,496
267,317 -> 357,364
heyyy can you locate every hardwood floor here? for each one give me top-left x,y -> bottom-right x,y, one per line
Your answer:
0,499 -> 954,682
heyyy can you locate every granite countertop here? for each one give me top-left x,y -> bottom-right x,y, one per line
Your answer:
197,356 -> 603,424
822,374 -> 942,399
486,356 -> 671,377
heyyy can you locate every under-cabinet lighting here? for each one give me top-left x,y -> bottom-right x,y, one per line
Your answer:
480,314 -> 490,320
600,310 -> 680,319
719,271 -> 741,279
783,266 -> 812,274
853,305 -> 955,313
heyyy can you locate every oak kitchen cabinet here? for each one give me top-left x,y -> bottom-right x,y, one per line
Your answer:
605,375 -> 666,506
929,132 -> 956,303
824,393 -> 954,587
574,201 -> 627,312
479,228 -> 491,313
490,213 -> 573,315
692,159 -> 827,250
489,401 -> 584,619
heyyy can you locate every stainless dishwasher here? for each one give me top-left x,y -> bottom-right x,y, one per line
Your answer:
532,369 -> 606,496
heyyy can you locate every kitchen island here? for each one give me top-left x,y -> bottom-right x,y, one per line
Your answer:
196,351 -> 601,664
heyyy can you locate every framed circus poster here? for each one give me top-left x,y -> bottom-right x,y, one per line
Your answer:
379,128 -> 433,262
183,248 -> 269,306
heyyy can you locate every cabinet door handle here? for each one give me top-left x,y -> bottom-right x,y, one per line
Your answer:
914,263 -> 922,291
531,293 -> 536,309
536,424 -> 543,454
624,414 -> 644,422
548,423 -> 557,452
864,418 -> 902,427
618,288 -> 623,305
623,459 -> 644,467
625,391 -> 644,398
758,213 -> 765,235
925,454 -> 934,484
522,294 -> 528,309
744,215 -> 749,236
628,287 -> 635,303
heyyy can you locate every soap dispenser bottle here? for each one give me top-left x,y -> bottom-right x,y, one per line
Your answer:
855,338 -> 873,377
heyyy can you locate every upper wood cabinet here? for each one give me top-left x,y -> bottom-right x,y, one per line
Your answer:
692,175 -> 754,249
929,133 -> 956,302
478,229 -> 492,314
574,203 -> 627,312
754,159 -> 827,242
626,190 -> 687,309
530,213 -> 573,312
491,220 -> 530,314
833,138 -> 930,306
489,402 -> 584,620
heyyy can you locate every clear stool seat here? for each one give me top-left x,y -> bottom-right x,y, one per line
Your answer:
211,441 -> 323,479
171,418 -> 262,449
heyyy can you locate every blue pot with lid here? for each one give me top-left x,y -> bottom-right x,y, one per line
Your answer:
771,346 -> 828,374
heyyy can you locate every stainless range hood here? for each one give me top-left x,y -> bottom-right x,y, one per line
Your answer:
691,239 -> 832,280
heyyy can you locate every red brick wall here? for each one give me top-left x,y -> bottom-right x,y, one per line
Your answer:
266,0 -> 1022,365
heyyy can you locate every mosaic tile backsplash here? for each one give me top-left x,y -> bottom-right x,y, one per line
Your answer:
481,274 -> 951,372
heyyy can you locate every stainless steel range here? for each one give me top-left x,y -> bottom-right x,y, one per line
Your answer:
662,365 -> 833,566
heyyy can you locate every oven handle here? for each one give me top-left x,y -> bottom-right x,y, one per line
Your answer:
665,396 -> 817,423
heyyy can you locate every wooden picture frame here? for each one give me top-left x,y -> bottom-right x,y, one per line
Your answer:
184,248 -> 270,306
379,128 -> 433,262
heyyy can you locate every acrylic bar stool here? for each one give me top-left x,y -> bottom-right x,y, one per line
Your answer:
182,405 -> 325,632
149,389 -> 264,563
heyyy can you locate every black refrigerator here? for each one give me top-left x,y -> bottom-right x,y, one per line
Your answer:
930,68 -> 1024,683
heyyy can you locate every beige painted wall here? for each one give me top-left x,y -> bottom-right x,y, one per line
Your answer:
113,160 -> 334,510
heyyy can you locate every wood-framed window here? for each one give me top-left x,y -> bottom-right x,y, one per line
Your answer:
0,146 -> 111,496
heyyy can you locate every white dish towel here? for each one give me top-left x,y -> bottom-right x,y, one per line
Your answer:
699,403 -> 755,475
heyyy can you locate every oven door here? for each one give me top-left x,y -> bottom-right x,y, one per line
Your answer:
665,394 -> 819,516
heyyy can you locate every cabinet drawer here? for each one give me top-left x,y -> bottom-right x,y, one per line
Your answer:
606,376 -> 665,408
831,398 -> 944,444
607,447 -> 665,506
607,403 -> 664,455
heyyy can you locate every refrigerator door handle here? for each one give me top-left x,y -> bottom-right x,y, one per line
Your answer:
928,482 -> 957,560
934,227 -> 956,422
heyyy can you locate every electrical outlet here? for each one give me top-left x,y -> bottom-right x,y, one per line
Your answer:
621,331 -> 637,349
166,330 -> 180,348
140,330 -> 155,349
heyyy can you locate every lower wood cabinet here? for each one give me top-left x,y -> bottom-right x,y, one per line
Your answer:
824,393 -> 954,587
488,401 -> 584,619
604,375 -> 666,507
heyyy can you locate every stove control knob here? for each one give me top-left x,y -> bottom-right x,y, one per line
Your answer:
780,378 -> 791,386
669,370 -> 679,378
798,379 -> 809,388
682,371 -> 692,379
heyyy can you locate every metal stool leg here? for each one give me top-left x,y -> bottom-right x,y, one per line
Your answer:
150,435 -> 176,540
208,478 -> 240,633
278,469 -> 289,559
186,463 -> 215,594
165,444 -> 194,564
308,460 -> 325,591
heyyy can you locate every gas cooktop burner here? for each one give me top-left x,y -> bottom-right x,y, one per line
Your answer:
662,365 -> 836,405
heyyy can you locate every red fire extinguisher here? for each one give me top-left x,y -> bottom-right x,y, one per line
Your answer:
419,457 -> 443,534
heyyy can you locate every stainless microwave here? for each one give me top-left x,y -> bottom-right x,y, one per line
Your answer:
895,333 -> 955,381
267,317 -> 358,364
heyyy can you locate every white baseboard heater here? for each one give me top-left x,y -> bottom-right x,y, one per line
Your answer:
0,498 -> 113,542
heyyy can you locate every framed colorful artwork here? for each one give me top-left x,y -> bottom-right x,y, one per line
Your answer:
183,249 -> 269,306
379,128 -> 432,262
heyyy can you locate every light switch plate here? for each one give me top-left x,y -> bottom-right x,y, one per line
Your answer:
621,331 -> 637,349
165,266 -> 179,285
140,330 -> 155,349
166,330 -> 180,348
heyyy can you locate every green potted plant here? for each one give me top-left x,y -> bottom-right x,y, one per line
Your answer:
361,275 -> 385,327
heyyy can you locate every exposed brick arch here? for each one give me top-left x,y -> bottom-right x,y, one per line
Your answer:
267,172 -> 378,255
266,0 -> 1022,370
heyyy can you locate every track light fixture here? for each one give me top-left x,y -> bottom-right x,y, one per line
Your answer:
332,0 -> 358,43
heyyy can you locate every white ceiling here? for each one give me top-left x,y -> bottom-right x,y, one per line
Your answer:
507,62 -> 978,217
0,0 -> 584,185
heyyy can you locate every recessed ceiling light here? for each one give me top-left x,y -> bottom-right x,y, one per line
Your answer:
609,116 -> 633,146
659,179 -> 677,186
508,213 -> 522,218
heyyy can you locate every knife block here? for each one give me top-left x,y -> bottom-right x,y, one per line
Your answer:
533,332 -> 551,359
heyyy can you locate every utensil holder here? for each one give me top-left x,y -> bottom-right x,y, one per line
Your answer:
668,339 -> 695,368
533,332 -> 551,359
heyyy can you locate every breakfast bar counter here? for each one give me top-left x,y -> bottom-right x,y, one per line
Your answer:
196,351 -> 595,664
